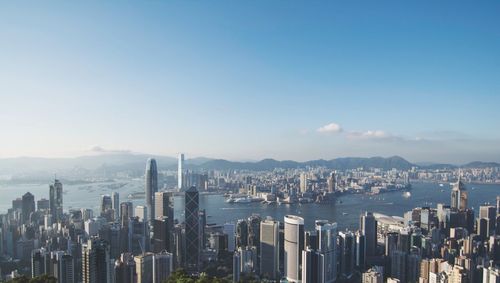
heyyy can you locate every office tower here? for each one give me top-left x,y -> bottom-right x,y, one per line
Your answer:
199,209 -> 207,250
302,247 -> 322,283
355,232 -> 366,270
300,173 -> 308,193
390,250 -> 407,282
100,195 -> 112,214
178,154 -> 184,189
398,229 -> 411,253
49,179 -> 63,223
284,215 -> 304,282
247,214 -> 261,268
172,224 -> 185,269
236,219 -> 249,248
362,267 -> 383,283
339,231 -> 355,279
82,238 -> 111,283
134,252 -> 153,283
112,192 -> 119,222
407,249 -> 421,283
120,202 -> 134,227
327,172 -> 336,193
477,218 -> 489,240
51,251 -> 75,283
479,205 -> 496,236
114,253 -> 136,283
154,192 -> 174,224
98,223 -> 121,260
305,231 -> 318,250
497,196 -> 500,215
153,251 -> 173,283
37,198 -> 50,211
128,217 -> 147,255
81,208 -> 93,221
21,192 -> 35,224
223,223 -> 236,252
145,158 -> 158,222
233,246 -> 257,275
152,217 -> 169,253
315,220 -> 337,283
32,248 -> 50,277
385,232 -> 398,256
451,176 -> 467,211
260,218 -> 279,280
135,206 -> 148,223
233,251 -> 241,283
360,211 -> 377,257
185,186 -> 200,272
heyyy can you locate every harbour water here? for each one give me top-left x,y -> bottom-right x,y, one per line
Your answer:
1,181 -> 498,231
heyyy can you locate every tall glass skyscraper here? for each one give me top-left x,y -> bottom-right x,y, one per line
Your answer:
178,154 -> 184,190
49,179 -> 63,223
145,158 -> 158,222
185,186 -> 200,272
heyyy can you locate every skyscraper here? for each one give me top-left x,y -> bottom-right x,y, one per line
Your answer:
451,175 -> 467,211
300,173 -> 308,193
145,158 -> 158,222
339,231 -> 355,280
327,172 -> 336,193
315,220 -> 337,283
284,215 -> 304,283
120,202 -> 134,227
134,252 -> 153,283
22,192 -> 35,224
154,192 -> 174,229
178,154 -> 184,190
100,195 -> 112,215
360,211 -> 377,257
112,192 -> 120,222
49,179 -> 63,223
260,218 -> 279,280
82,238 -> 111,283
185,186 -> 200,272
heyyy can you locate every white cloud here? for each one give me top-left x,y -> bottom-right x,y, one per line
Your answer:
317,123 -> 342,134
347,130 -> 391,139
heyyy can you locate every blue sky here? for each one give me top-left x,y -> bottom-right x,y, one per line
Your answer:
1,1 -> 499,163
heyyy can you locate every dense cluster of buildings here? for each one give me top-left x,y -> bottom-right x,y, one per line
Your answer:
0,155 -> 499,282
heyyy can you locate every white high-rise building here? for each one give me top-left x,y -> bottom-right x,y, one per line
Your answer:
178,154 -> 185,189
285,215 -> 304,283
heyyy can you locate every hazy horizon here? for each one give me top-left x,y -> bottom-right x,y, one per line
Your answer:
1,1 -> 500,164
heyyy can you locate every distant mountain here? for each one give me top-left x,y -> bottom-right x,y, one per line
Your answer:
1,153 -> 499,178
193,156 -> 414,171
462,161 -> 500,168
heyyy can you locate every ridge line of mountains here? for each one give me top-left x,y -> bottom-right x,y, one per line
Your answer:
0,154 -> 498,175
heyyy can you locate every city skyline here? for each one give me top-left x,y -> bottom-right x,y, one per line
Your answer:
1,1 -> 500,163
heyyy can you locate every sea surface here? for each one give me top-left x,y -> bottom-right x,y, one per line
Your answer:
1,181 -> 498,231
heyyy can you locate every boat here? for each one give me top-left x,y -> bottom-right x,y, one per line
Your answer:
342,212 -> 348,216
439,183 -> 444,187
233,197 -> 252,203
402,191 -> 411,198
